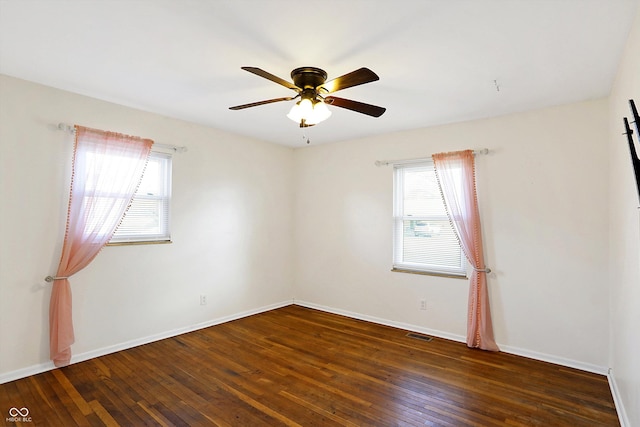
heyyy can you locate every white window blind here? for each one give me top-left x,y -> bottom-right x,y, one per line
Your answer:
393,161 -> 466,276
110,151 -> 172,244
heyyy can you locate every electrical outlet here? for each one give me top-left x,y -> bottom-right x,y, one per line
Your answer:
200,295 -> 207,305
420,299 -> 427,310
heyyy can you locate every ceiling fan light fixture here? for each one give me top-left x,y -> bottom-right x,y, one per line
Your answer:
287,98 -> 331,126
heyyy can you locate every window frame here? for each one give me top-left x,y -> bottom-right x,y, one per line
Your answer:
108,150 -> 172,245
392,160 -> 467,278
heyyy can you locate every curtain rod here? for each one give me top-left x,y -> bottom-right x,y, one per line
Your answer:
56,123 -> 188,153
375,148 -> 489,167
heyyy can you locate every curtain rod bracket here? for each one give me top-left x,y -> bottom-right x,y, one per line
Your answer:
57,123 -> 75,133
45,275 -> 69,282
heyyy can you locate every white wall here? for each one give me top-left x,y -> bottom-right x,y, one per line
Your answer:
293,99 -> 611,372
0,75 -> 294,380
608,6 -> 640,426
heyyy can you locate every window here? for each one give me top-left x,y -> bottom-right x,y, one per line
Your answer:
110,151 -> 172,244
393,161 -> 466,277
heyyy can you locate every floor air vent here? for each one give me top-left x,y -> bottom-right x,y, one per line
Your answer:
406,332 -> 433,342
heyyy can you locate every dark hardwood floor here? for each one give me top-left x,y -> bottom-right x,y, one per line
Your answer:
1,305 -> 618,426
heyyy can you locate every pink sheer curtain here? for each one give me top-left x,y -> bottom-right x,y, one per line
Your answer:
432,149 -> 499,351
50,125 -> 153,367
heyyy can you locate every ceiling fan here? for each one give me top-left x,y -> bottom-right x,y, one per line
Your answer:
229,66 -> 386,127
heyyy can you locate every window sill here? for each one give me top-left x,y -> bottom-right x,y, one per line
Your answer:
391,268 -> 467,280
107,240 -> 172,247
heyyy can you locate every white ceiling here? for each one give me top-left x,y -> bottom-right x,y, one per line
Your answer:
0,0 -> 638,146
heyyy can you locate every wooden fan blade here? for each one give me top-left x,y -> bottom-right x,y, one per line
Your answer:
325,96 -> 386,117
241,67 -> 300,91
229,97 -> 294,110
320,68 -> 379,93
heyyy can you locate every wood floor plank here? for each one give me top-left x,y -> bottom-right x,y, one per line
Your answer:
88,400 -> 118,426
50,369 -> 93,416
1,305 -> 619,426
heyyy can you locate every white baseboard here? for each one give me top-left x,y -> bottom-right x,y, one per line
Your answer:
293,300 -> 609,375
497,344 -> 608,375
0,361 -> 56,385
294,299 -> 468,343
608,368 -> 630,427
0,300 -> 293,385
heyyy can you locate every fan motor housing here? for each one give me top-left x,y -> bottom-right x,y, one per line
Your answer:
291,67 -> 327,89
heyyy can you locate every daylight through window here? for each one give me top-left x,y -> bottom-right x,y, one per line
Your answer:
392,161 -> 466,276
110,151 -> 172,244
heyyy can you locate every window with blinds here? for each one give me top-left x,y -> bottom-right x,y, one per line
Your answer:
110,151 -> 172,244
393,161 -> 466,276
